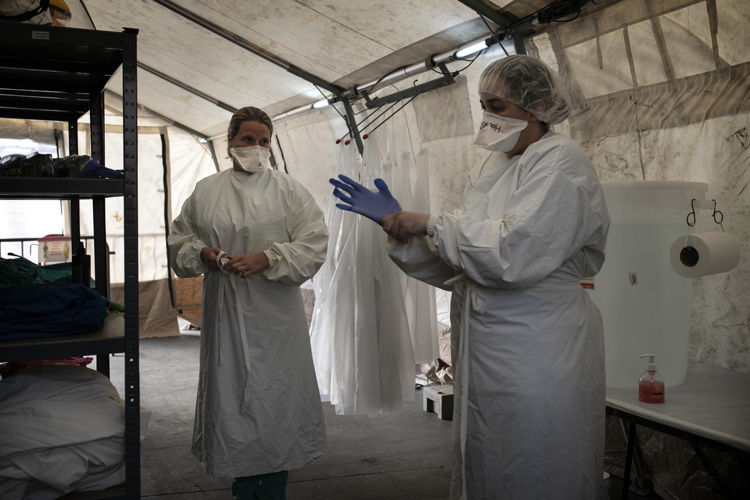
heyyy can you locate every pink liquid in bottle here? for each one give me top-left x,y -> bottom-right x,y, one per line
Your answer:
638,378 -> 665,404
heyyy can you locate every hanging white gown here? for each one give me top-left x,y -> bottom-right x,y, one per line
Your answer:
309,121 -> 438,416
168,168 -> 328,477
389,132 -> 610,500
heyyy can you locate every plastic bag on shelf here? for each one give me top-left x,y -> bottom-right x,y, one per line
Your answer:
0,153 -> 124,179
0,282 -> 108,340
0,152 -> 54,177
0,154 -> 24,166
52,154 -> 91,177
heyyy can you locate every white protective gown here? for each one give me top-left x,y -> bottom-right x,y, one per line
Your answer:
168,168 -> 328,477
389,133 -> 610,500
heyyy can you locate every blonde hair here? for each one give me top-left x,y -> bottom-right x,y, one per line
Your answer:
227,106 -> 273,141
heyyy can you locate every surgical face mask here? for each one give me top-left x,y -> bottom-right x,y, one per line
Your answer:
473,112 -> 528,152
230,146 -> 270,173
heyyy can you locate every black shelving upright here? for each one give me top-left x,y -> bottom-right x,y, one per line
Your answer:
0,22 -> 140,498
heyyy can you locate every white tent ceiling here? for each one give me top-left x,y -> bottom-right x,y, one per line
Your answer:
58,0 -> 566,138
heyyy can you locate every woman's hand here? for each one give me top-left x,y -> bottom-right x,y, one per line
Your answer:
223,253 -> 270,278
381,211 -> 430,243
200,246 -> 228,271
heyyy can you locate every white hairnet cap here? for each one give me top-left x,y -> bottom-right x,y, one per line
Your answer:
478,55 -> 570,124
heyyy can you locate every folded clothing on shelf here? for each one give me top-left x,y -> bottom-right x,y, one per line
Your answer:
0,282 -> 108,340
0,256 -> 80,285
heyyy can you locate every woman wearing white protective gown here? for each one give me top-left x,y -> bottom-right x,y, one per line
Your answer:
168,107 -> 328,499
331,55 -> 610,499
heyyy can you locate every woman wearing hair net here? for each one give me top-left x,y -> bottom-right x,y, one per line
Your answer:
169,106 -> 328,499
331,55 -> 610,499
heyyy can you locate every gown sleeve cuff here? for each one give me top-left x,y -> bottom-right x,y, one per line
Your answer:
425,214 -> 439,238
263,249 -> 280,271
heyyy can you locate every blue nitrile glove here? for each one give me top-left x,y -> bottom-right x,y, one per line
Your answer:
329,174 -> 401,224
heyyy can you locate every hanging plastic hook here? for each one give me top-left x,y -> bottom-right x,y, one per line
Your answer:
711,199 -> 724,225
686,198 -> 697,227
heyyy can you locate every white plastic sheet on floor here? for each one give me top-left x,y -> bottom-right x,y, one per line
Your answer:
309,110 -> 438,415
0,365 -> 125,498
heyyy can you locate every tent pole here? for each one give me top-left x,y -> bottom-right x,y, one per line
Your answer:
138,63 -> 237,114
341,98 -> 364,156
160,129 -> 176,308
206,140 -> 221,173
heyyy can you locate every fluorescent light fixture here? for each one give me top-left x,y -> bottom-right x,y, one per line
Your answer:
312,98 -> 329,109
455,40 -> 487,58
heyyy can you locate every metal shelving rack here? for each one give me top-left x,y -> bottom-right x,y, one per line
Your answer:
0,22 -> 140,498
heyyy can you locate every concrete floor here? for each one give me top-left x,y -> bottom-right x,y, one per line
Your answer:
107,335 -> 454,500
106,334 -> 659,500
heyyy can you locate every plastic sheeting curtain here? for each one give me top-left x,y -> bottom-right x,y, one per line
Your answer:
309,109 -> 438,415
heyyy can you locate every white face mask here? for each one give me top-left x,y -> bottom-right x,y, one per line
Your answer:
473,112 -> 528,152
230,146 -> 271,173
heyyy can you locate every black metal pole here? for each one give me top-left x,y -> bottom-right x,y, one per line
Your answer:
121,27 -> 141,500
341,98 -> 364,156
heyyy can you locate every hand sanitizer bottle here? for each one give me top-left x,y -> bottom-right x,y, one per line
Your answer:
638,354 -> 665,403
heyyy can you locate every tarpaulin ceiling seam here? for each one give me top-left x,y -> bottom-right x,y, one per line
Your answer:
151,0 -> 345,96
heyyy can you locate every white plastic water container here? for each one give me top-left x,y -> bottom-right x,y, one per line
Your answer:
589,181 -> 708,389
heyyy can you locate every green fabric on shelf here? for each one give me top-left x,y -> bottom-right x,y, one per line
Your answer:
0,257 -> 95,287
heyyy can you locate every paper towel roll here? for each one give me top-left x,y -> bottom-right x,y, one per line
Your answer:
670,231 -> 741,278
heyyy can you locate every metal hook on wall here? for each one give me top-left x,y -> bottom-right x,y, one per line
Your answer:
687,199 -> 697,227
711,199 -> 724,225
687,198 -> 726,229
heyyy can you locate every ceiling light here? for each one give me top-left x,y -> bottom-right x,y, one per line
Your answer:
455,40 -> 487,59
313,98 -> 329,109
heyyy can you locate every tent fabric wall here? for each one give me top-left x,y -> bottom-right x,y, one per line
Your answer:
71,130 -> 167,283
0,118 -> 56,146
110,279 -> 179,338
530,0 -> 749,372
167,127 -> 218,223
